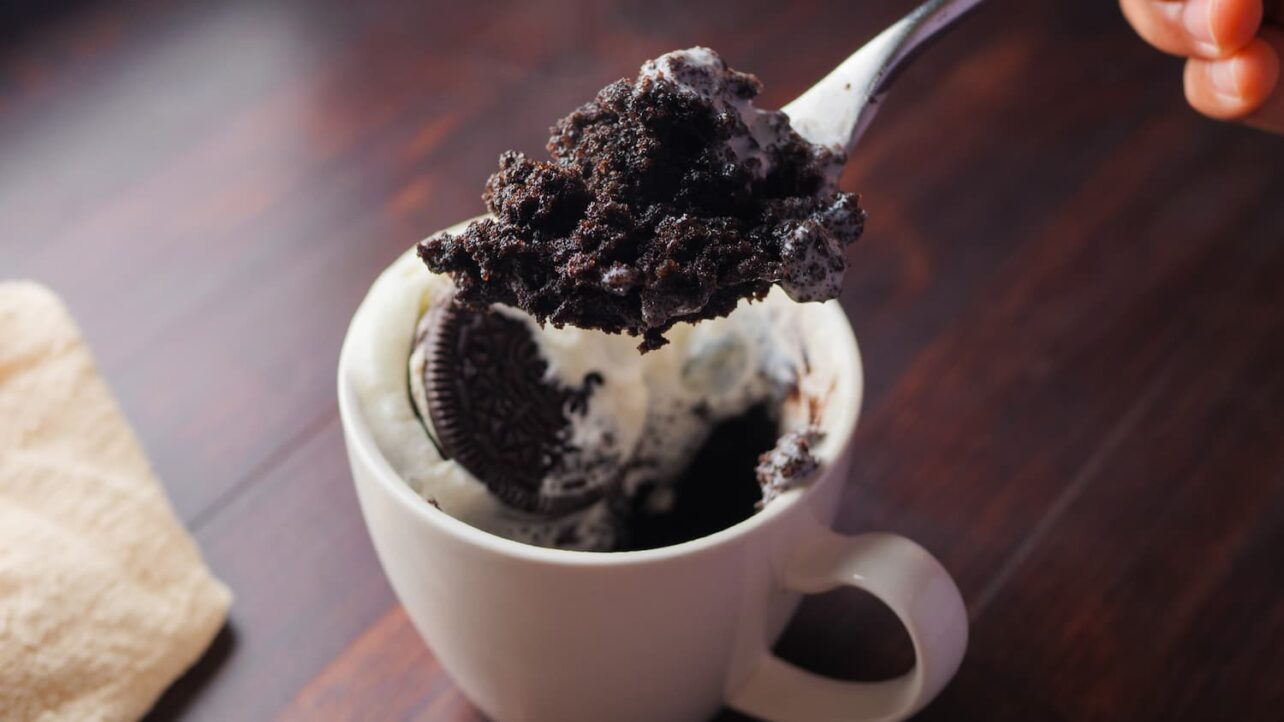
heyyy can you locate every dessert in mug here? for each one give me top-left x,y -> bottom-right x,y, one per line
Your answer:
347,48 -> 863,551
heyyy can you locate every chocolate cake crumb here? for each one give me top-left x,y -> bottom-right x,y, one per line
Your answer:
756,427 -> 824,508
419,47 -> 864,351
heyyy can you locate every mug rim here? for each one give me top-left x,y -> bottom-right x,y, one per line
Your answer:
337,296 -> 864,569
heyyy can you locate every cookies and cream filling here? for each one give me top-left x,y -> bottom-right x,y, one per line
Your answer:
348,247 -> 840,551
406,287 -> 803,550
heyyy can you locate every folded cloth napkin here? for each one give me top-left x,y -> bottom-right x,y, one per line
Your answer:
0,282 -> 232,722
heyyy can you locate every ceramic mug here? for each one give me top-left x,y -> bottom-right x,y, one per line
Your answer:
338,271 -> 967,722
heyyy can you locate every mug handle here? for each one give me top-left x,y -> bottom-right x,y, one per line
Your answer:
727,531 -> 968,722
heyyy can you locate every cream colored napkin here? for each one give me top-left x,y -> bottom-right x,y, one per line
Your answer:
0,282 -> 232,722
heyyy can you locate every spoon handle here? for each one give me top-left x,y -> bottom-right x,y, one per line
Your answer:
783,0 -> 987,155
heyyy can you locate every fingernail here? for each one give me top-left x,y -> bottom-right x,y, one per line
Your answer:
1208,57 -> 1241,97
1183,0 -> 1221,56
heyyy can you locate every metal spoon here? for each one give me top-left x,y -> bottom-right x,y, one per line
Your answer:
784,0 -> 988,155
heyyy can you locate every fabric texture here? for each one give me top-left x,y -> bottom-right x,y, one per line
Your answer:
0,281 -> 232,722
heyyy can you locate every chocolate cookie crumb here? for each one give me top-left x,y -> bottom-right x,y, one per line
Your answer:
419,47 -> 864,351
756,427 -> 824,507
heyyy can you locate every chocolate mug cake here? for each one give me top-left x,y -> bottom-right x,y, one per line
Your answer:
420,47 -> 864,351
347,48 -> 860,551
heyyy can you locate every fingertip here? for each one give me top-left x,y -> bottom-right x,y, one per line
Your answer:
1184,38 -> 1281,119
1120,0 -> 1258,60
1208,0 -> 1264,55
1240,35 -> 1282,102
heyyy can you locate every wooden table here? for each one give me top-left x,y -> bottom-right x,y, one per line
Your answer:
4,0 -> 1283,719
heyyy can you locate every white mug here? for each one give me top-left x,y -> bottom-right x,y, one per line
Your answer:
338,259 -> 967,722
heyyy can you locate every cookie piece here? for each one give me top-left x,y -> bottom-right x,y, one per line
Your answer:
755,427 -> 824,508
421,303 -> 610,513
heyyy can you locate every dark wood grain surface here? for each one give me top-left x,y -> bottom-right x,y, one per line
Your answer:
3,0 -> 1283,720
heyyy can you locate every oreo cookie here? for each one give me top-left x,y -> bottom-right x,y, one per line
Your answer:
421,303 -> 611,514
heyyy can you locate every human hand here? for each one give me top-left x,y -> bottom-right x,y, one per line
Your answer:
1121,0 -> 1284,133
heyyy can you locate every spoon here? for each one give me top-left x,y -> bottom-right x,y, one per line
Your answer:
783,0 -> 988,155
